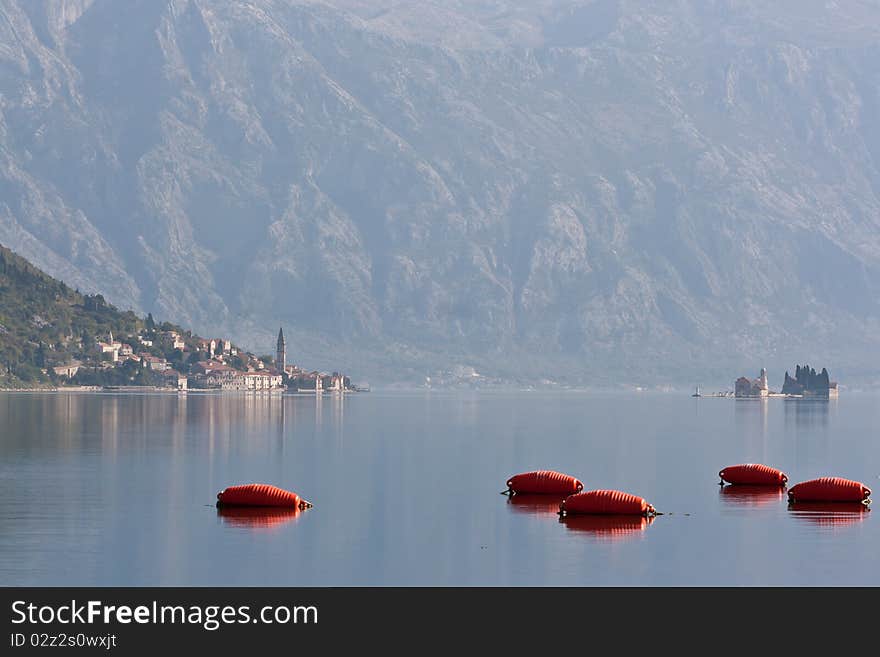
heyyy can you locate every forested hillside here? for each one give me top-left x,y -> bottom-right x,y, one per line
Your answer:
1,243 -> 175,386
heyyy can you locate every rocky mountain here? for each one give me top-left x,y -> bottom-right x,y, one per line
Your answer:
2,0 -> 880,385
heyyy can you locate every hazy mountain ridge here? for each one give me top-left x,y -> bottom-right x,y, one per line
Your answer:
1,0 -> 879,384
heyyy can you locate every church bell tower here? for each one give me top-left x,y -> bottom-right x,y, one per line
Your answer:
276,327 -> 286,372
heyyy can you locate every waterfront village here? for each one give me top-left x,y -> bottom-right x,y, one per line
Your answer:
696,364 -> 839,398
50,326 -> 356,393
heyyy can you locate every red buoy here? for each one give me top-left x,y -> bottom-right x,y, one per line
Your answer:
787,477 -> 871,504
559,489 -> 656,516
506,470 -> 583,495
719,463 -> 787,486
216,483 -> 312,509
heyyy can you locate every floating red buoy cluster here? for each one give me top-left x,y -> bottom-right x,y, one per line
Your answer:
503,464 -> 872,526
504,470 -> 657,518
213,465 -> 871,530
719,463 -> 871,507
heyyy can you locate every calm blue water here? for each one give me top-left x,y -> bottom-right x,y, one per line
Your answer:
0,391 -> 877,586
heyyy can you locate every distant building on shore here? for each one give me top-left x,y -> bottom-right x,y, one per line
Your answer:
735,368 -> 769,397
162,369 -> 187,391
203,370 -> 282,391
141,354 -> 168,371
53,362 -> 80,379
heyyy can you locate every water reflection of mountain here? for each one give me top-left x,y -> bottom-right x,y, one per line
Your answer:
20,391 -> 344,462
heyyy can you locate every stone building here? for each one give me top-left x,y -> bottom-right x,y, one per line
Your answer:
735,368 -> 769,397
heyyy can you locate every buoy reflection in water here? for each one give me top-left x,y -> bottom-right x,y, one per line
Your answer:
719,484 -> 786,508
217,506 -> 302,531
788,502 -> 870,528
560,514 -> 654,541
506,493 -> 568,516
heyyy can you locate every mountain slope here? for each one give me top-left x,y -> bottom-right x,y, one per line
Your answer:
1,0 -> 879,384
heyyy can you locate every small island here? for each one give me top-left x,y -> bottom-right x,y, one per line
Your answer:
733,365 -> 838,399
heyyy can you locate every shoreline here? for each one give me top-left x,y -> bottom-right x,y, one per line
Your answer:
0,385 -> 362,395
695,392 -> 839,399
